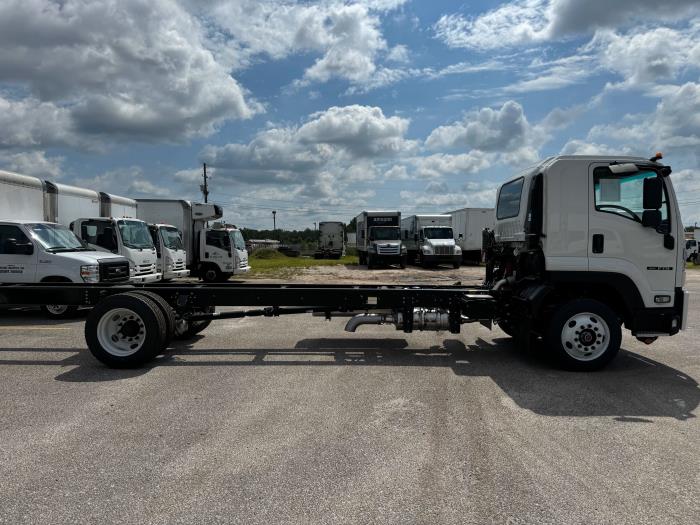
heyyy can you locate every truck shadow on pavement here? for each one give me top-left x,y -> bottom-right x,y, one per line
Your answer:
31,335 -> 699,421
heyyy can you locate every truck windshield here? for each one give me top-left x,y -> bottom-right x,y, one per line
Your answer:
424,227 -> 453,240
161,227 -> 183,250
28,223 -> 88,252
229,230 -> 246,251
370,227 -> 400,240
117,220 -> 154,249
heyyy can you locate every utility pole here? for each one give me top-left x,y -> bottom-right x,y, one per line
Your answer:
272,210 -> 277,239
200,163 -> 209,203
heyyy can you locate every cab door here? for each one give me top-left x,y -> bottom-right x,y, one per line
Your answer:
588,164 -> 677,307
0,224 -> 37,283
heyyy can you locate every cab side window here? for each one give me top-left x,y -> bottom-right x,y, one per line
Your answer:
497,178 -> 524,220
0,225 -> 30,254
594,168 -> 668,223
206,230 -> 229,250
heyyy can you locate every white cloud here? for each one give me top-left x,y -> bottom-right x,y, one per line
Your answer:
400,181 -> 499,212
387,44 -> 410,64
0,96 -> 80,150
201,104 -> 414,192
71,166 -> 172,197
0,0 -> 260,148
200,0 -> 406,89
433,0 -> 700,50
426,101 -> 535,154
0,151 -> 64,179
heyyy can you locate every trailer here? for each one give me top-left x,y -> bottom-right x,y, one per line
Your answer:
0,155 -> 689,372
314,221 -> 345,259
445,208 -> 495,263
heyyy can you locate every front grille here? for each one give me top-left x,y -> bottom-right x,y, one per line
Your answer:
377,245 -> 400,255
135,263 -> 156,276
239,260 -> 248,269
434,245 -> 454,256
99,261 -> 130,282
173,260 -> 186,271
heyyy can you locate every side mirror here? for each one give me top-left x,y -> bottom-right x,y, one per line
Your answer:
643,177 -> 663,210
458,233 -> 464,239
642,210 -> 661,229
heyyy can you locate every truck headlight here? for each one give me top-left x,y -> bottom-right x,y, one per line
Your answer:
80,265 -> 100,283
129,264 -> 135,277
422,245 -> 433,254
369,245 -> 377,253
401,245 -> 407,253
455,245 -> 462,254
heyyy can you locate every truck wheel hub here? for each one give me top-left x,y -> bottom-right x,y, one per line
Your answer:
96,308 -> 146,356
560,312 -> 609,361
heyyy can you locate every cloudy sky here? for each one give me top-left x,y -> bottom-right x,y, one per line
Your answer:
1,0 -> 699,229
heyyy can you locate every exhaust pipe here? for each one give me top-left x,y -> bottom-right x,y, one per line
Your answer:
344,314 -> 389,332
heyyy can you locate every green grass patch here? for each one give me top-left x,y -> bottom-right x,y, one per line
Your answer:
247,252 -> 358,278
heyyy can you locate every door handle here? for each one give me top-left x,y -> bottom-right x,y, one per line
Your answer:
592,234 -> 604,254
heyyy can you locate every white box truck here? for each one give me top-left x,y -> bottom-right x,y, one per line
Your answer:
314,221 -> 345,259
355,211 -> 406,269
445,207 -> 495,263
401,214 -> 461,268
50,184 -> 161,283
0,170 -> 131,318
136,199 -> 250,282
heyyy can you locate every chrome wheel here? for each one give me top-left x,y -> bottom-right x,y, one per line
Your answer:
560,312 -> 609,362
96,308 -> 146,357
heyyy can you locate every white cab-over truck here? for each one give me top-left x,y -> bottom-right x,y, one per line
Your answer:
314,221 -> 345,259
483,154 -> 688,369
1,154 -> 687,372
355,211 -> 406,269
147,224 -> 190,280
136,199 -> 249,282
445,207 -> 495,263
685,229 -> 699,263
0,170 -> 131,318
401,214 -> 461,268
59,186 -> 161,283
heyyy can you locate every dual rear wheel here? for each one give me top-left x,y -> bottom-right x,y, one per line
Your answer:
85,292 -> 213,368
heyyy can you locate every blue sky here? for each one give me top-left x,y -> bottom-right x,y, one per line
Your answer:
1,0 -> 699,229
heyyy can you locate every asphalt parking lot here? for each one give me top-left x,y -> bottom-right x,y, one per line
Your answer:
1,271 -> 698,524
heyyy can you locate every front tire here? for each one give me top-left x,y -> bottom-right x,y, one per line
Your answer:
545,299 -> 621,371
201,265 -> 221,283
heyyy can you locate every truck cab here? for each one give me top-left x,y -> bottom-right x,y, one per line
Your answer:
200,224 -> 250,281
71,217 -> 162,283
148,224 -> 190,280
401,214 -> 461,268
355,211 -> 406,269
485,154 -> 688,370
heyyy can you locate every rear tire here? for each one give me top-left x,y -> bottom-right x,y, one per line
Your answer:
85,294 -> 167,368
41,304 -> 79,319
545,299 -> 621,371
127,291 -> 176,349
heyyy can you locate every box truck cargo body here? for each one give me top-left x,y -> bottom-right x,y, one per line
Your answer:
401,214 -> 461,268
314,222 -> 345,259
136,199 -> 249,282
355,211 -> 406,269
446,208 -> 495,262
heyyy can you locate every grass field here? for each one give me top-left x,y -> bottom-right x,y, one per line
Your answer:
247,250 -> 358,278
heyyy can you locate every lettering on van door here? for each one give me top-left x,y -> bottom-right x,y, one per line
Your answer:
0,264 -> 24,274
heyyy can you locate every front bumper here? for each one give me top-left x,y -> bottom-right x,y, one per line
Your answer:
163,269 -> 190,280
130,272 -> 163,284
423,254 -> 461,265
233,265 -> 251,275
